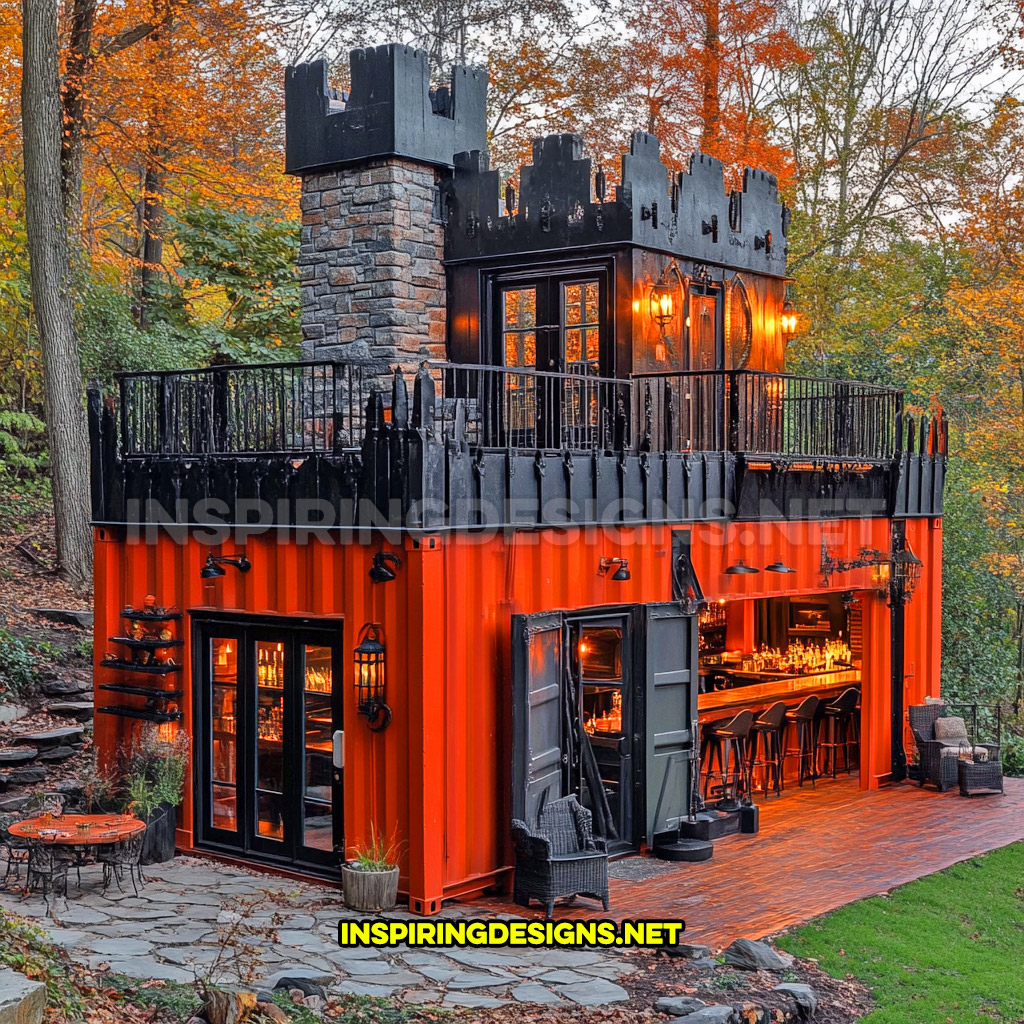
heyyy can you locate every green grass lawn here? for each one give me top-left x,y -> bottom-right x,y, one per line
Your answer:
776,841 -> 1024,1023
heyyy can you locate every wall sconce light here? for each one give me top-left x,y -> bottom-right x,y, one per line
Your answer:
200,553 -> 252,579
724,559 -> 759,575
369,551 -> 402,584
764,561 -> 796,573
354,623 -> 391,731
891,545 -> 923,605
650,282 -> 675,326
598,557 -> 630,581
780,299 -> 798,336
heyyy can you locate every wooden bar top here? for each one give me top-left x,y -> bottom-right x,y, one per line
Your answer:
698,668 -> 861,719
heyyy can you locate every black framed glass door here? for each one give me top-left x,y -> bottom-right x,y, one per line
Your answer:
195,619 -> 343,872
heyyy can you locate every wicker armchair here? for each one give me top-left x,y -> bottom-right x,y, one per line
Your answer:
908,703 -> 1000,793
511,795 -> 609,918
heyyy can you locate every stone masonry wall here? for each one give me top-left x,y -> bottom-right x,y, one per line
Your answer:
299,159 -> 446,375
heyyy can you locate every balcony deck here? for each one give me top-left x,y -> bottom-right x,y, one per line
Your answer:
468,774 -> 1024,948
87,361 -> 947,530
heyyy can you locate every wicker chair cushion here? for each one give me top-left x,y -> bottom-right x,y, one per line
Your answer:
934,716 -> 969,741
939,745 -> 989,761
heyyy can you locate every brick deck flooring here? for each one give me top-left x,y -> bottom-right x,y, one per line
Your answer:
469,775 -> 1024,948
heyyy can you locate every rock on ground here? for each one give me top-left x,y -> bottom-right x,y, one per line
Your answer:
0,968 -> 46,1024
722,937 -> 793,971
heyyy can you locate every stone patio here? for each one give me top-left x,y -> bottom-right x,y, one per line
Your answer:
0,858 -> 635,1009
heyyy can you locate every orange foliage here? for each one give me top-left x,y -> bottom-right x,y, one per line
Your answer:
614,0 -> 805,186
0,0 -> 296,275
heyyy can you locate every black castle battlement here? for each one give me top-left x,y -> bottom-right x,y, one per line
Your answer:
445,131 -> 790,276
285,46 -> 487,174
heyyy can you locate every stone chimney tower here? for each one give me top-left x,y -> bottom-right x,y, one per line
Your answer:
285,47 -> 487,375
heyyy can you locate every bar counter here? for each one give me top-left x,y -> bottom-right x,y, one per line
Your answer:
698,668 -> 861,721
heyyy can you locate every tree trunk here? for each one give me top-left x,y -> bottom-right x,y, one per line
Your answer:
21,0 -> 94,586
62,0 -> 96,230
700,0 -> 721,151
137,152 -> 165,329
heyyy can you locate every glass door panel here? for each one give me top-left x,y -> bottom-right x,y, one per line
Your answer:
302,644 -> 334,853
210,638 -> 238,833
578,624 -> 632,848
255,641 -> 286,842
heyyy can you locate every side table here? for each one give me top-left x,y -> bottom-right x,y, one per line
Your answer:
958,758 -> 1004,797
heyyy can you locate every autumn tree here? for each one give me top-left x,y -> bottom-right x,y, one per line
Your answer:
21,0 -> 93,583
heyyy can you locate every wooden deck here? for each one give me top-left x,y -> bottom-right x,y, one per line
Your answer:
469,775 -> 1024,948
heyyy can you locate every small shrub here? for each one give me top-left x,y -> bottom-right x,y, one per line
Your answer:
347,823 -> 401,871
98,974 -> 201,1019
1001,733 -> 1024,777
0,628 -> 43,700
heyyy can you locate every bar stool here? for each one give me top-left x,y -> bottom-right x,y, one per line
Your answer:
748,701 -> 788,799
819,687 -> 860,776
702,709 -> 754,805
783,695 -> 820,787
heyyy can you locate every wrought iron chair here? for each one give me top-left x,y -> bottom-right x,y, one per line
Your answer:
98,830 -> 146,897
0,813 -> 30,889
511,795 -> 609,918
26,843 -> 72,907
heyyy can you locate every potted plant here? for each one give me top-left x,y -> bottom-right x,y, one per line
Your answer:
340,824 -> 401,912
119,727 -> 190,864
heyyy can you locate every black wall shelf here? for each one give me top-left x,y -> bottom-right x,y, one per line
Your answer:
97,706 -> 183,723
100,659 -> 182,674
99,683 -> 183,700
109,636 -> 184,650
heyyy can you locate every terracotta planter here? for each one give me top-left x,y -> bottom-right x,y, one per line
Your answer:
340,864 -> 399,911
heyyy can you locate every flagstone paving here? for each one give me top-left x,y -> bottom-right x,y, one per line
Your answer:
0,857 -> 636,1007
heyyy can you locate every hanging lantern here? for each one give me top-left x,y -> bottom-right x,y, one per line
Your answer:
649,281 -> 675,326
891,545 -> 923,605
354,623 -> 391,731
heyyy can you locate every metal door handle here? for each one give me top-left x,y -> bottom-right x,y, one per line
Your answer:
332,730 -> 345,769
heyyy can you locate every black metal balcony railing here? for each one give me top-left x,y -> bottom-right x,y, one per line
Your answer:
115,359 -> 927,463
633,371 -> 904,461
119,361 -> 365,457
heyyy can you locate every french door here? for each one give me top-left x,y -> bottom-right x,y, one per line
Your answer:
194,618 -> 343,873
494,268 -> 611,449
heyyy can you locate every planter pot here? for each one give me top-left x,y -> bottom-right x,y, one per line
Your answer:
340,864 -> 399,912
140,803 -> 178,864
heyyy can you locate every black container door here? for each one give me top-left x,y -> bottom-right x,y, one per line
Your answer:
511,611 -> 566,826
640,603 -> 698,846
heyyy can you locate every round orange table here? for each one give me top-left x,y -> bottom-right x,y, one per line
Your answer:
8,813 -> 146,845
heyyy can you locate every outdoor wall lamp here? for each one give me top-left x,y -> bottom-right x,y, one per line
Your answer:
764,561 -> 796,573
354,623 -> 391,731
598,557 -> 631,581
650,282 -> 675,325
820,538 -> 922,605
780,299 -> 798,336
369,551 -> 402,584
200,553 -> 252,579
890,545 -> 923,605
724,559 -> 759,575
